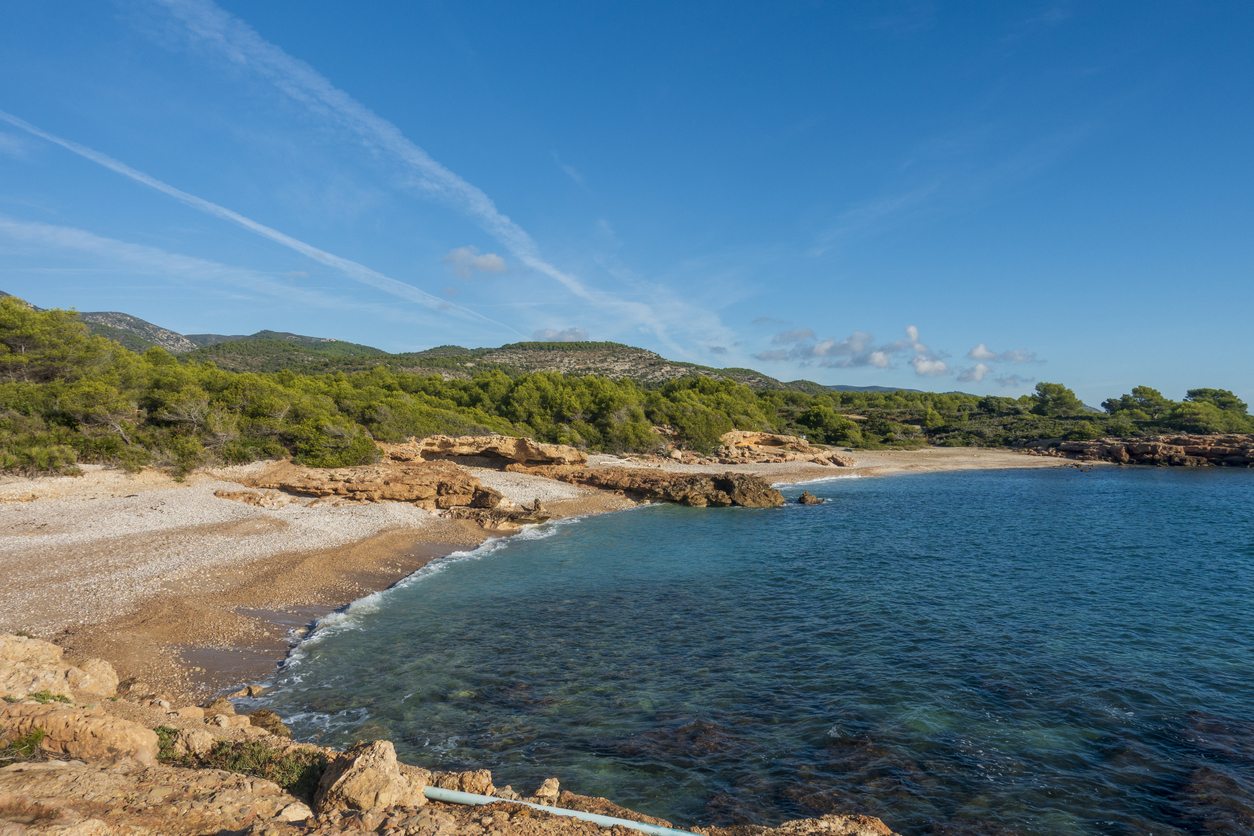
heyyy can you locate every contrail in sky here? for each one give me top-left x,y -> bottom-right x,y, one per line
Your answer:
148,0 -> 687,347
0,108 -> 522,336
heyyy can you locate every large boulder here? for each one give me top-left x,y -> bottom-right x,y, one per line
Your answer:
383,435 -> 588,467
313,740 -> 426,814
243,460 -> 496,510
429,768 -> 496,796
0,634 -> 118,699
0,703 -> 158,766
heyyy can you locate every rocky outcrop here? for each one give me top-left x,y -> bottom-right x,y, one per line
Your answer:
314,740 -> 426,815
507,466 -> 785,508
0,759 -> 308,835
716,431 -> 856,468
0,702 -> 159,765
242,460 -> 500,511
0,633 -> 118,700
1025,434 -> 1254,467
797,491 -> 825,505
382,435 -> 587,467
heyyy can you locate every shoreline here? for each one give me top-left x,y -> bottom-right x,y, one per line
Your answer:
0,447 -> 1067,704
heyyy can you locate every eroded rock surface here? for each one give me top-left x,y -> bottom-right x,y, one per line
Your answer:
0,703 -> 158,766
1025,434 -> 1254,467
382,436 -> 587,467
242,460 -> 498,511
314,740 -> 427,815
717,432 -> 855,468
507,466 -> 785,508
0,634 -> 118,700
0,760 -> 303,835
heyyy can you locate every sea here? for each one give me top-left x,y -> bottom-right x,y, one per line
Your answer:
251,467 -> 1254,835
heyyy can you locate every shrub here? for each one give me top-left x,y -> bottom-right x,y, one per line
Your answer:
154,729 -> 328,804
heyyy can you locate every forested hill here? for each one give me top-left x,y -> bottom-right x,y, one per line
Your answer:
0,291 -> 803,389
2,295 -> 1251,477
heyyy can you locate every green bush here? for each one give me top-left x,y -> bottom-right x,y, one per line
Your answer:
154,728 -> 328,804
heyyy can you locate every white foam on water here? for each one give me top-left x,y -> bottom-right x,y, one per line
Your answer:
281,518 -> 579,669
775,473 -> 863,488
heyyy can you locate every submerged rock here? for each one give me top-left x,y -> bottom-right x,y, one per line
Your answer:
247,709 -> 292,738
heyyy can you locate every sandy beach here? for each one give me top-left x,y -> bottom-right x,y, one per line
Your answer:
0,447 -> 1067,703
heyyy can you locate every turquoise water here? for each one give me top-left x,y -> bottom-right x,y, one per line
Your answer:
255,468 -> 1254,835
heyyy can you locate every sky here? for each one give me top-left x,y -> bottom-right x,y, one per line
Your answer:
1,1 -> 1251,406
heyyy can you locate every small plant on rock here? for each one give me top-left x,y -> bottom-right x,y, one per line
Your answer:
0,727 -> 47,765
27,690 -> 71,705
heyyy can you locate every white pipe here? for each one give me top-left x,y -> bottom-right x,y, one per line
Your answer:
423,786 -> 698,836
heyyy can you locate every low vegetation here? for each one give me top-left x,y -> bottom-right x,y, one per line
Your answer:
1,297 -> 1249,476
0,727 -> 47,766
155,727 -> 328,802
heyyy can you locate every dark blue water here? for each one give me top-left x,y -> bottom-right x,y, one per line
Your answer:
257,468 -> 1254,835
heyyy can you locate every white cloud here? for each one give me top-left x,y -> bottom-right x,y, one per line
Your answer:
966,343 -> 1039,363
442,246 -> 507,278
967,343 -> 997,361
772,328 -> 816,344
995,374 -> 1036,388
958,363 -> 992,382
753,349 -> 790,361
911,356 -> 951,376
532,327 -> 588,342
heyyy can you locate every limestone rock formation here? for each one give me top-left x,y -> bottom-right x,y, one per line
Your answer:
1025,434 -> 1254,467
213,489 -> 292,507
0,633 -> 118,699
243,460 -> 498,511
247,709 -> 292,738
717,431 -> 856,468
797,491 -> 825,505
0,702 -> 159,765
382,435 -> 587,467
0,759 -> 304,836
429,768 -> 497,796
508,465 -> 785,508
314,740 -> 427,815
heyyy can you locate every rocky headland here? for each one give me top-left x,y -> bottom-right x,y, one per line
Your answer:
1024,433 -> 1254,467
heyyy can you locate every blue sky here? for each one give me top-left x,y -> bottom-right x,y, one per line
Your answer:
1,1 -> 1251,406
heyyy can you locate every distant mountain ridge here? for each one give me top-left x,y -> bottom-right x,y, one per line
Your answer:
1,290 -> 930,394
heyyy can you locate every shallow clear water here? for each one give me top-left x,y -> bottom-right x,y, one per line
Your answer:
257,468 -> 1254,835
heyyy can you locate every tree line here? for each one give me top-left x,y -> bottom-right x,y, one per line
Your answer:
1,298 -> 1249,475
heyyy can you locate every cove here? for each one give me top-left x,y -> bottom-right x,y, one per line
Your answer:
256,467 -> 1254,835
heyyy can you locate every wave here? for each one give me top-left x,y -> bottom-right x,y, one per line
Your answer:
280,517 -> 580,670
774,473 -> 863,488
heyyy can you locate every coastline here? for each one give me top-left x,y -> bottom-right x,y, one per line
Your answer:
0,447 -> 1067,704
